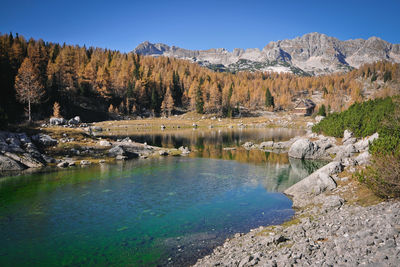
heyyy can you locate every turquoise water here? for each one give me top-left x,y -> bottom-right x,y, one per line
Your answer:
0,129 -> 323,266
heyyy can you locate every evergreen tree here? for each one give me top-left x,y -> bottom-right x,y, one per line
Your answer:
195,81 -> 204,114
317,104 -> 326,116
151,86 -> 159,115
171,70 -> 183,106
265,88 -> 274,108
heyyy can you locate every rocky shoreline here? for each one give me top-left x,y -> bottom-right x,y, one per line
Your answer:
0,126 -> 190,174
194,129 -> 400,266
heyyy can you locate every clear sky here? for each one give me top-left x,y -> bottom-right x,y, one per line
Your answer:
1,0 -> 399,52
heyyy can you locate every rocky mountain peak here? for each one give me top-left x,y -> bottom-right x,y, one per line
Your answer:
133,33 -> 400,75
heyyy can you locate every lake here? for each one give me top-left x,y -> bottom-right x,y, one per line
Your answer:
0,128 -> 324,266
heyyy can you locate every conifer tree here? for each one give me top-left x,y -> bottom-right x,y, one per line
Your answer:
161,86 -> 174,116
53,102 -> 61,118
15,58 -> 44,121
265,88 -> 274,109
195,81 -> 204,114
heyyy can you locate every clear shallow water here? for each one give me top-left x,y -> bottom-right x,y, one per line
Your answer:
0,128 -> 324,266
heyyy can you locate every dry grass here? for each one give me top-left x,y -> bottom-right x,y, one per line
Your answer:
94,112 -> 314,133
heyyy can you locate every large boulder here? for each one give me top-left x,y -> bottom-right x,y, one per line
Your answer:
284,161 -> 343,208
32,133 -> 58,146
108,145 -> 138,159
342,129 -> 354,143
288,139 -> 318,159
50,117 -> 67,126
354,133 -> 379,151
355,151 -> 371,165
0,155 -> 26,171
99,140 -> 112,146
334,144 -> 358,161
242,142 -> 255,149
3,152 -> 44,168
259,141 -> 274,149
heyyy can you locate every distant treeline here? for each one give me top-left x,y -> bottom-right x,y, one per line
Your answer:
0,33 -> 399,123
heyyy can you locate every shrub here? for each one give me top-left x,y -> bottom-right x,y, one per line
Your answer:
312,97 -> 395,138
313,96 -> 400,198
316,104 -> 326,116
357,153 -> 400,198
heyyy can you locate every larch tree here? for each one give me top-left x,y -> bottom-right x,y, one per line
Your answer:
161,86 -> 174,117
53,102 -> 61,118
15,58 -> 44,121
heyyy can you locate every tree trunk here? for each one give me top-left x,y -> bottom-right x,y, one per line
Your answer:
28,100 -> 31,122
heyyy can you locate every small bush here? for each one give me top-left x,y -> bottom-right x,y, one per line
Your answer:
316,104 -> 326,116
357,153 -> 400,198
312,97 -> 395,138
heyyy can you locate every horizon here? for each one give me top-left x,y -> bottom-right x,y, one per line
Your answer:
1,0 -> 400,52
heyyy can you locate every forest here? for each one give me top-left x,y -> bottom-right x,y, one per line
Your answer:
0,33 -> 399,124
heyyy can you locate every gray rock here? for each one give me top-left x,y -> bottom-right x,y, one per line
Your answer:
32,133 -> 58,146
179,146 -> 190,154
80,160 -> 91,165
57,161 -> 69,168
355,151 -> 371,166
288,139 -> 318,159
341,157 -> 357,167
343,129 -> 354,143
116,155 -> 127,160
159,150 -> 169,156
315,115 -> 325,123
323,195 -> 344,210
343,137 -> 357,145
259,141 -> 274,149
284,161 -> 342,207
243,142 -> 255,149
50,117 -> 67,126
0,155 -> 26,171
354,133 -> 379,151
4,152 -> 44,168
99,140 -> 112,146
108,144 -> 139,159
42,155 -> 56,163
68,117 -> 80,125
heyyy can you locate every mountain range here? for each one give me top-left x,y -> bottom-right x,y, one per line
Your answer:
133,32 -> 400,75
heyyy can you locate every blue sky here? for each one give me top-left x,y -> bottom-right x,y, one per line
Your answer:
1,0 -> 399,52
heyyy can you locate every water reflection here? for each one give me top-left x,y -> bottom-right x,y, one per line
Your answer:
102,127 -> 304,149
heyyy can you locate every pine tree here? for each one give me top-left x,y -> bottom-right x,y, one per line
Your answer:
317,104 -> 326,116
15,58 -> 44,121
195,81 -> 204,114
265,88 -> 274,109
151,86 -> 159,115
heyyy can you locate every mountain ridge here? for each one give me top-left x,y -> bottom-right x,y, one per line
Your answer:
133,33 -> 400,75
